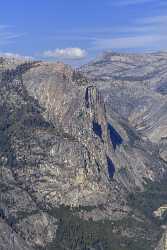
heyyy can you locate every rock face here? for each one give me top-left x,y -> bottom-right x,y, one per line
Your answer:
0,219 -> 33,250
80,51 -> 167,144
156,229 -> 167,250
0,55 -> 167,249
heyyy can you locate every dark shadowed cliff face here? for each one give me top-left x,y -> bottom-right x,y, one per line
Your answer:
0,57 -> 167,250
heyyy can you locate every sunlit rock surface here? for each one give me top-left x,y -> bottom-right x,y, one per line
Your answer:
80,51 -> 167,144
0,55 -> 166,249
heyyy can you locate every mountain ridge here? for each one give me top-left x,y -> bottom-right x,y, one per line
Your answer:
0,54 -> 166,249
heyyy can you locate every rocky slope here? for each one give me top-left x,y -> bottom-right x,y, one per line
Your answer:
0,56 -> 166,249
80,51 -> 167,250
80,51 -> 167,143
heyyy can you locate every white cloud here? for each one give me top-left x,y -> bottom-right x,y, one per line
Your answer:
0,25 -> 25,46
88,10 -> 167,51
137,15 -> 167,25
111,0 -> 156,6
43,48 -> 87,60
0,52 -> 33,60
93,35 -> 164,49
0,25 -> 10,30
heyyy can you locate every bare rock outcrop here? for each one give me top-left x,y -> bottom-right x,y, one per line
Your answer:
0,57 -> 166,249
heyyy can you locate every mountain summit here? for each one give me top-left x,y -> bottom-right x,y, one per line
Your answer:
0,54 -> 167,249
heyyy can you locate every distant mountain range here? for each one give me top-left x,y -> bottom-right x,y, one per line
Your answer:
0,53 -> 167,250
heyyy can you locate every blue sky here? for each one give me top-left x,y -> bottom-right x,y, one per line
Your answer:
0,0 -> 167,65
